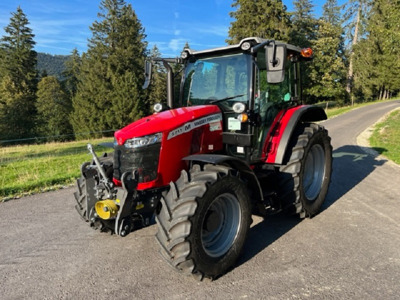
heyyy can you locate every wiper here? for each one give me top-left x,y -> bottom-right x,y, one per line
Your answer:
209,94 -> 245,104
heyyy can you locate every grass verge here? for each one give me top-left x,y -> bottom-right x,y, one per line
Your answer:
324,99 -> 395,119
0,138 -> 112,201
369,109 -> 400,165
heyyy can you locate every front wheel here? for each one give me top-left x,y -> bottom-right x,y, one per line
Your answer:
155,164 -> 252,280
278,123 -> 332,218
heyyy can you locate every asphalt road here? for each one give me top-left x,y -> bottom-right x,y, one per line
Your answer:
1,100 -> 400,299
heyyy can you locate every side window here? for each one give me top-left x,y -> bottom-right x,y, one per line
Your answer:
255,49 -> 300,128
256,49 -> 298,104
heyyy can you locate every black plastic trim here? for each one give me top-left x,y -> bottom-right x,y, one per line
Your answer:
222,132 -> 253,146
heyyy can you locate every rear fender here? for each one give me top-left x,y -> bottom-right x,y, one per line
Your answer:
183,154 -> 263,203
265,105 -> 327,165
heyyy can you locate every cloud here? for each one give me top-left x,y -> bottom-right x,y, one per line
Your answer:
0,0 -> 232,55
168,38 -> 186,52
0,0 -> 95,54
148,21 -> 229,56
192,25 -> 228,37
28,17 -> 91,54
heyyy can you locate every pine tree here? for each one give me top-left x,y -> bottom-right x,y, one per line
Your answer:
71,0 -> 147,137
290,0 -> 317,48
147,45 -> 167,107
379,1 -> 400,99
353,0 -> 400,100
36,76 -> 73,140
290,0 -> 317,104
0,7 -> 37,141
63,48 -> 81,98
227,0 -> 292,44
343,0 -> 371,104
305,1 -> 346,103
322,0 -> 342,27
352,38 -> 375,99
371,0 -> 400,99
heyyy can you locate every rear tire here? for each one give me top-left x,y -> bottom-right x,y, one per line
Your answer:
278,123 -> 332,218
155,164 -> 251,280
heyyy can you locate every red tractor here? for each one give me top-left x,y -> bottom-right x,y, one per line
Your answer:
74,37 -> 332,280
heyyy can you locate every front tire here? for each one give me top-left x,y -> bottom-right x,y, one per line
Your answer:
155,164 -> 251,280
278,123 -> 332,218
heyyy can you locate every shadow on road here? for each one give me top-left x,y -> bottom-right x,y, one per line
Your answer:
322,145 -> 387,212
233,145 -> 387,275
238,213 -> 301,266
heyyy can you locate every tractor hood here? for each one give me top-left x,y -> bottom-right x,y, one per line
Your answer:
114,105 -> 222,145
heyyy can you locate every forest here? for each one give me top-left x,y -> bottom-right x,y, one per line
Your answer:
0,0 -> 399,144
36,53 -> 70,79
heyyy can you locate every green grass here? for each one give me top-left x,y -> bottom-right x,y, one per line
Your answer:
324,99 -> 390,119
369,109 -> 400,164
0,138 -> 112,201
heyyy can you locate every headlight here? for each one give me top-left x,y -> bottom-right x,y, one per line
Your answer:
124,133 -> 162,149
233,102 -> 246,113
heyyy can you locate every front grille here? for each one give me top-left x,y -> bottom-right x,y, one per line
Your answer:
113,143 -> 161,183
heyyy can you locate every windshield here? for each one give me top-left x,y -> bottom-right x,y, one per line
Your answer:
181,53 -> 251,110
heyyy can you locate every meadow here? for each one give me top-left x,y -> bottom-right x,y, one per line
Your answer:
0,138 -> 112,201
369,108 -> 400,165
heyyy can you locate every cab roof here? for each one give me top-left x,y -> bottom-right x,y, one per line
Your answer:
184,37 -> 302,57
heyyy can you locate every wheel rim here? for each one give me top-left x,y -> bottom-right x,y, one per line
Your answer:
303,144 -> 326,201
201,193 -> 241,258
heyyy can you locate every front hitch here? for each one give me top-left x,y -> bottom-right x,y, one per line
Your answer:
113,170 -> 139,236
76,145 -> 141,237
92,169 -> 140,237
87,143 -> 114,198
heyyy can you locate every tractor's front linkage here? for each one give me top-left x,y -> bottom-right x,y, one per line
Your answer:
75,144 -> 141,237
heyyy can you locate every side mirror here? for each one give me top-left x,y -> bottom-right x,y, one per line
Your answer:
142,60 -> 152,89
265,43 -> 287,83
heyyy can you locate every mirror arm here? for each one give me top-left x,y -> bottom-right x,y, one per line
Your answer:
142,61 -> 152,89
251,40 -> 272,54
270,41 -> 278,67
162,60 -> 175,109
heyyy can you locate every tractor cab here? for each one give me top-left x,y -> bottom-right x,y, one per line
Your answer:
172,38 -> 312,162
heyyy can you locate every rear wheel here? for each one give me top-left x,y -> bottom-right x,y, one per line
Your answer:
278,123 -> 332,218
155,164 -> 251,280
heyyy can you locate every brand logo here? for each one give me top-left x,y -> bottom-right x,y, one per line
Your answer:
167,114 -> 222,140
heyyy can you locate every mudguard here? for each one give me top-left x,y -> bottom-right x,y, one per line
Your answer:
183,154 -> 264,202
265,105 -> 327,165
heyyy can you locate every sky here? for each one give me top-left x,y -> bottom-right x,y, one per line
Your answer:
0,0 -> 347,57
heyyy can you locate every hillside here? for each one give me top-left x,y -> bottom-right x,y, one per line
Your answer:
37,53 -> 70,79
